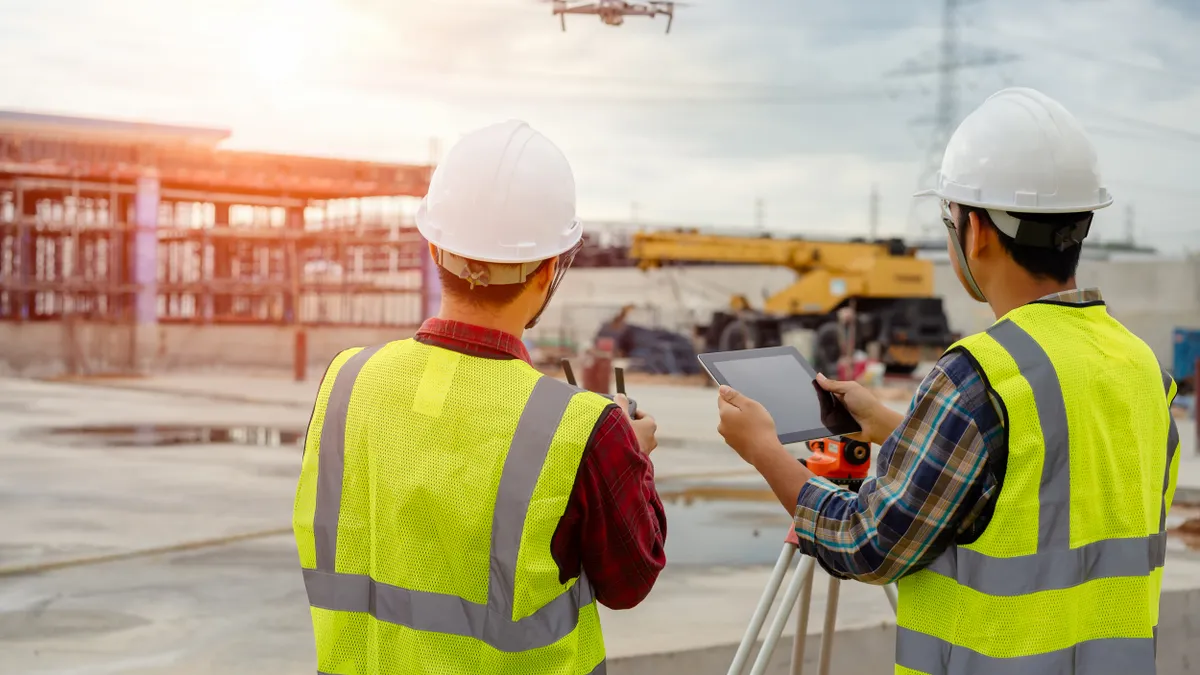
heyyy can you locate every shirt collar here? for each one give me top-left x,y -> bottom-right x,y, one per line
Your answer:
1036,287 -> 1103,304
415,318 -> 532,364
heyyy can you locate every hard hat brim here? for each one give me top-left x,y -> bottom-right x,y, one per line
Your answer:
912,188 -> 1114,213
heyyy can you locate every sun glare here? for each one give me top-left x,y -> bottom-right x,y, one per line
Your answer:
236,0 -> 335,85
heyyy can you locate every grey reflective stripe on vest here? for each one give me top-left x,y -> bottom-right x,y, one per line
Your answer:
314,345 -> 384,572
923,320 -> 1174,596
306,364 -> 600,654
902,321 -> 1174,673
303,565 -> 595,652
988,320 -> 1072,549
896,627 -> 1154,675
319,660 -> 609,675
1162,368 -> 1180,533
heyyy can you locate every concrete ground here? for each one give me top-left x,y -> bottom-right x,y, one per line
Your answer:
3,373 -> 1200,674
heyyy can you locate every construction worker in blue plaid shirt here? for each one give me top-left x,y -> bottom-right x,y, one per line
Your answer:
715,88 -> 1181,675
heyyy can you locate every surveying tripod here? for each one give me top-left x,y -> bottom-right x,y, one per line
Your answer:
727,438 -> 899,675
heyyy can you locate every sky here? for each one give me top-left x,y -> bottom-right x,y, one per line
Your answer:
1,0 -> 1199,252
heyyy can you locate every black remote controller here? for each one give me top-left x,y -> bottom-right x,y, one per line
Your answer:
560,359 -> 637,419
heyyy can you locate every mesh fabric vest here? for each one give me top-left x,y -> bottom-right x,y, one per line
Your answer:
293,339 -> 611,675
895,300 -> 1181,675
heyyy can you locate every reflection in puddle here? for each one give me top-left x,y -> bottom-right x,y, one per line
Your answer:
660,491 -> 1200,565
32,425 -> 304,449
1170,506 -> 1200,551
659,481 -> 794,567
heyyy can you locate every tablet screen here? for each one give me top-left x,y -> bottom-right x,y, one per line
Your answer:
699,346 -> 860,444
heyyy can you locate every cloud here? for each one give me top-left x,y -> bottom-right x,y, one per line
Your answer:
0,0 -> 1197,251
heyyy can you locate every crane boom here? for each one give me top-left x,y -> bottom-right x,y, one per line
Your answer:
628,230 -> 914,272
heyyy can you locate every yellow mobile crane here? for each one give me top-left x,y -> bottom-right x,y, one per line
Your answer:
628,230 -> 959,375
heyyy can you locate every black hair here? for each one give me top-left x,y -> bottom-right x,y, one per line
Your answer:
437,258 -> 551,307
958,207 -> 1088,284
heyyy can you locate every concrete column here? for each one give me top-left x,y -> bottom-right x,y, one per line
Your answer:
16,186 -> 36,321
131,175 -> 160,373
284,206 -> 303,324
213,203 -> 232,318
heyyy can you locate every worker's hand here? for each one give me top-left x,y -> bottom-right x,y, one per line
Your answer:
616,394 -> 657,455
815,373 -> 903,446
717,386 -> 787,467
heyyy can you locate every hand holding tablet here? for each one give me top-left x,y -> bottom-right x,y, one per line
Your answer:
699,346 -> 861,445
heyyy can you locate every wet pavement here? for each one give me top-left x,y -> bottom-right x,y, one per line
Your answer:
3,373 -> 1200,674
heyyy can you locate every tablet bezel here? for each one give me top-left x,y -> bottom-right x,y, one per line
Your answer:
698,345 -> 862,445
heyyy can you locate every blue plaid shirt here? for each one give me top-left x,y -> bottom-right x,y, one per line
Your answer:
791,289 -> 1103,584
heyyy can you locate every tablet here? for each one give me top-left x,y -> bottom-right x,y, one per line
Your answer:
698,346 -> 861,445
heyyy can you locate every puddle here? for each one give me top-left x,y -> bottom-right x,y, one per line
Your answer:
659,480 -> 795,567
0,608 -> 150,641
1169,505 -> 1200,551
661,488 -> 1200,565
31,425 -> 304,449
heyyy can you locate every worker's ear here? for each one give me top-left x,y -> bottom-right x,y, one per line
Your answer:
428,242 -> 439,263
965,211 -> 992,260
532,258 -> 557,290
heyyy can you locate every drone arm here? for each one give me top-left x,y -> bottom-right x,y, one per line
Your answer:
665,9 -> 673,33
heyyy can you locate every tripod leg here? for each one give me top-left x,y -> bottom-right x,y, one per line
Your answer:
883,583 -> 898,614
788,556 -> 817,675
815,576 -> 841,675
727,544 -> 797,675
749,556 -> 815,675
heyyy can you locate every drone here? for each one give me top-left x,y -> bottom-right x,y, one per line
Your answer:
543,0 -> 684,34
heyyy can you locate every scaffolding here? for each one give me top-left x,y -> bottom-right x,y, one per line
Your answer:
0,111 -> 433,330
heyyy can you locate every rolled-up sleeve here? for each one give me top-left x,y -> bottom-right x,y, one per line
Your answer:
792,352 -> 1003,585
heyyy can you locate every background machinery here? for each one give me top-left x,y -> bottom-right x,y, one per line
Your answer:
628,230 -> 958,375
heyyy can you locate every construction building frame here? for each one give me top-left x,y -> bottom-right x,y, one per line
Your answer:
0,111 -> 434,376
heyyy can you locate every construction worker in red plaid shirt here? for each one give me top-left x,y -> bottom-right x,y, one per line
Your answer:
292,120 -> 665,675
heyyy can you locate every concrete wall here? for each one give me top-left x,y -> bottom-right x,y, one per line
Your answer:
532,257 -> 1200,370
609,587 -> 1200,675
0,321 -> 413,378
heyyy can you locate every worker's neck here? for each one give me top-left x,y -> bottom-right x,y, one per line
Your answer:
988,276 -> 1077,319
437,298 -> 528,339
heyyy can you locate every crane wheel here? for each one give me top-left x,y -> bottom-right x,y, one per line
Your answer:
718,319 -> 757,351
813,322 -> 841,375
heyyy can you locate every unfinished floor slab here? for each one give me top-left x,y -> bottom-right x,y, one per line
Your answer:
3,375 -> 1200,675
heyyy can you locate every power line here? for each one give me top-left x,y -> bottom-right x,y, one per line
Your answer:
314,68 -> 921,105
980,28 -> 1200,86
890,0 -> 1019,239
1091,112 -> 1200,145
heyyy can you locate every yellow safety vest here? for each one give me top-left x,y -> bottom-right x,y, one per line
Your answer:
895,301 -> 1181,675
292,338 -> 612,675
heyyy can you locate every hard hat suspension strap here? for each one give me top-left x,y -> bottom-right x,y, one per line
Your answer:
943,200 -> 988,303
525,239 -> 583,330
436,249 -> 546,288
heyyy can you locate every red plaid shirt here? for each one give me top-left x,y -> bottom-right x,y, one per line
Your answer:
414,318 -> 667,610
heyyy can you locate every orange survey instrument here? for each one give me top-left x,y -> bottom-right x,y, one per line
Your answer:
800,436 -> 871,489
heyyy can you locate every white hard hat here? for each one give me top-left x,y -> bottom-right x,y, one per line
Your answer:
416,119 -> 582,265
915,87 -> 1113,219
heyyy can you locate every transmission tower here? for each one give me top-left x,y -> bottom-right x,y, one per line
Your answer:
891,0 -> 1019,239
